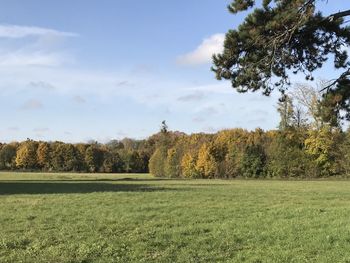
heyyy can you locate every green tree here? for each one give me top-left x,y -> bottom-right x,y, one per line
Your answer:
127,151 -> 144,173
102,151 -> 124,173
266,131 -> 311,178
51,143 -> 83,171
339,129 -> 350,176
224,146 -> 243,178
149,147 -> 167,177
165,148 -> 181,178
0,144 -> 17,169
85,145 -> 104,172
138,151 -> 150,173
240,144 -> 266,178
213,1 -> 350,117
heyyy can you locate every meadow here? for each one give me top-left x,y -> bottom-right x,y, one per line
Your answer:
1,173 -> 350,262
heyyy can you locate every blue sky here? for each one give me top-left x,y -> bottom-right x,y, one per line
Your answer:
0,0 -> 348,142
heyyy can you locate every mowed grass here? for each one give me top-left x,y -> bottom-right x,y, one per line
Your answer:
1,173 -> 350,262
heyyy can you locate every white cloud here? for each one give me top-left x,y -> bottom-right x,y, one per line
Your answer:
0,51 -> 73,67
0,25 -> 280,141
177,33 -> 225,65
0,24 -> 77,67
0,24 -> 77,38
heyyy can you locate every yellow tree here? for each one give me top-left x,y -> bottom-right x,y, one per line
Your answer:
304,125 -> 341,176
196,144 -> 218,178
181,152 -> 198,178
15,140 -> 38,169
37,142 -> 51,170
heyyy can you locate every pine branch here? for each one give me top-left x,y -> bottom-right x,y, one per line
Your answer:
328,9 -> 350,21
320,68 -> 350,92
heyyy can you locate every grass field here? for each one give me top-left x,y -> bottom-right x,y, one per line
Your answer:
1,173 -> 350,262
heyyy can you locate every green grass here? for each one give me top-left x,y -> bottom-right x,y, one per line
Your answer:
1,173 -> 350,262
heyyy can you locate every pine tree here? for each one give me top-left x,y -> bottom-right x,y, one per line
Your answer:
212,1 -> 350,118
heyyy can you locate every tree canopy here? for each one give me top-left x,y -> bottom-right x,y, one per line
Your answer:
212,0 -> 350,117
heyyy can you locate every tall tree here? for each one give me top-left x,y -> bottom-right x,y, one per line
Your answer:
277,95 -> 295,130
213,0 -> 350,117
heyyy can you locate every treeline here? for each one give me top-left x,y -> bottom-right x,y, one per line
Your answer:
0,137 -> 158,173
2,84 -> 350,178
149,84 -> 350,179
149,127 -> 350,178
3,123 -> 349,178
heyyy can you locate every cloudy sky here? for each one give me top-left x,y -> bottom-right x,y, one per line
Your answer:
0,0 -> 348,142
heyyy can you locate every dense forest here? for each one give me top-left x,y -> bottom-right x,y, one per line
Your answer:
0,137 -> 153,173
1,84 -> 350,178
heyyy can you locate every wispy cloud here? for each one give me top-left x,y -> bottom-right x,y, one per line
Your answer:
73,95 -> 86,104
177,91 -> 205,102
0,51 -> 73,67
0,24 -> 77,68
20,99 -> 43,110
196,105 -> 220,116
192,116 -> 205,123
8,126 -> 19,131
29,81 -> 55,90
0,24 -> 78,38
177,33 -> 224,65
33,127 -> 50,133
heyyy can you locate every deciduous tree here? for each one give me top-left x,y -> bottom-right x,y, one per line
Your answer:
181,152 -> 198,178
196,144 -> 218,178
15,140 -> 38,169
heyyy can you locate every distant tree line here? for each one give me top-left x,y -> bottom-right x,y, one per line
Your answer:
0,137 -> 156,173
149,84 -> 350,179
2,84 -> 350,178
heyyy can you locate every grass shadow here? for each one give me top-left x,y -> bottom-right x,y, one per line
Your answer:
2,178 -> 175,182
0,181 -> 172,195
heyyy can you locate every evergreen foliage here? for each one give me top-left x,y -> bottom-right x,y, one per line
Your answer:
213,0 -> 350,119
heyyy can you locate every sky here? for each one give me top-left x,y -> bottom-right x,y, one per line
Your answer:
0,0 -> 348,143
